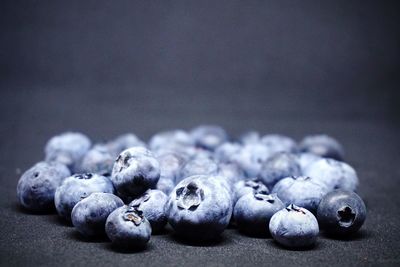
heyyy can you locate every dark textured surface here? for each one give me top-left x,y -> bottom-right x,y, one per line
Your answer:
1,1 -> 400,266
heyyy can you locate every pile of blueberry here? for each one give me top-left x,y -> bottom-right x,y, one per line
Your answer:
17,126 -> 367,250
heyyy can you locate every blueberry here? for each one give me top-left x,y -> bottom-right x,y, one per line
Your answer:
303,158 -> 359,192
156,152 -> 187,183
179,155 -> 218,182
296,152 -> 322,173
272,176 -> 328,213
214,142 -> 242,163
79,144 -> 114,176
167,175 -> 232,241
233,143 -> 271,177
260,134 -> 298,154
269,204 -> 319,248
233,178 -> 269,204
149,130 -> 194,152
17,161 -> 70,212
106,133 -> 146,157
111,147 -> 160,198
300,134 -> 344,160
259,152 -> 301,188
105,205 -> 151,248
129,189 -> 168,233
54,173 -> 114,221
156,178 -> 175,195
317,190 -> 366,236
71,193 -> 124,237
238,131 -> 260,145
234,192 -> 284,236
45,132 -> 91,172
190,125 -> 228,151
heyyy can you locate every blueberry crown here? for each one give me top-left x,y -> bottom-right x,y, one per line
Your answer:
74,173 -> 93,179
123,207 -> 144,226
176,182 -> 205,211
286,204 -> 306,214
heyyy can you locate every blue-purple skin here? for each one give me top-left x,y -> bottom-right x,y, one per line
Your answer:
233,178 -> 269,204
156,178 -> 175,195
190,125 -> 228,151
269,204 -> 319,248
260,134 -> 298,154
79,144 -> 114,176
234,192 -> 284,236
129,189 -> 168,233
303,158 -> 359,192
54,173 -> 114,221
45,132 -> 91,172
233,143 -> 271,178
149,130 -> 194,152
238,131 -> 260,145
167,175 -> 232,241
106,133 -> 146,157
17,161 -> 70,212
317,190 -> 366,236
296,152 -> 322,173
217,162 -> 245,186
300,134 -> 344,161
259,152 -> 301,189
214,142 -> 242,163
111,147 -> 160,198
179,155 -> 218,183
105,205 -> 151,248
71,193 -> 124,237
272,176 -> 328,213
156,152 -> 187,183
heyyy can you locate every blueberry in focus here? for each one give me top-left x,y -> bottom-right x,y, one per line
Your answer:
317,190 -> 366,236
44,132 -> 91,172
300,134 -> 344,161
71,193 -> 124,237
167,175 -> 232,241
129,189 -> 168,233
269,204 -> 319,249
105,205 -> 152,248
272,176 -> 328,213
54,173 -> 115,221
17,161 -> 70,212
234,192 -> 284,236
111,147 -> 160,198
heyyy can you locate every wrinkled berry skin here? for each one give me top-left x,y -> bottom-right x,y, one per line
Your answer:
106,133 -> 146,157
17,161 -> 70,212
167,175 -> 232,241
261,134 -> 298,154
272,176 -> 328,213
79,144 -> 114,176
129,189 -> 168,233
71,193 -> 124,237
300,134 -> 344,161
54,173 -> 114,221
190,125 -> 228,151
234,192 -> 284,236
303,158 -> 359,192
111,147 -> 160,198
105,206 -> 152,248
317,190 -> 366,236
269,204 -> 319,249
179,155 -> 218,182
259,152 -> 301,189
45,132 -> 91,172
233,179 -> 269,204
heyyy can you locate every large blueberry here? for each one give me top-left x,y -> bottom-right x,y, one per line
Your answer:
105,206 -> 151,248
167,175 -> 232,241
129,189 -> 168,233
259,152 -> 301,188
111,147 -> 160,198
17,161 -> 70,212
71,193 -> 124,237
317,190 -> 366,236
303,158 -> 359,192
269,204 -> 319,249
79,144 -> 114,176
54,173 -> 114,221
190,125 -> 228,151
234,192 -> 284,236
300,134 -> 344,160
45,132 -> 91,172
272,176 -> 328,213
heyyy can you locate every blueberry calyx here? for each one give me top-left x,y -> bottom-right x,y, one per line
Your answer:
337,206 -> 356,227
176,182 -> 204,211
75,173 -> 93,179
286,204 -> 305,214
245,179 -> 261,189
123,207 -> 144,226
254,192 -> 275,203
130,193 -> 150,208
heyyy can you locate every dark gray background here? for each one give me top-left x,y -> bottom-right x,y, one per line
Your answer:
0,1 -> 399,266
